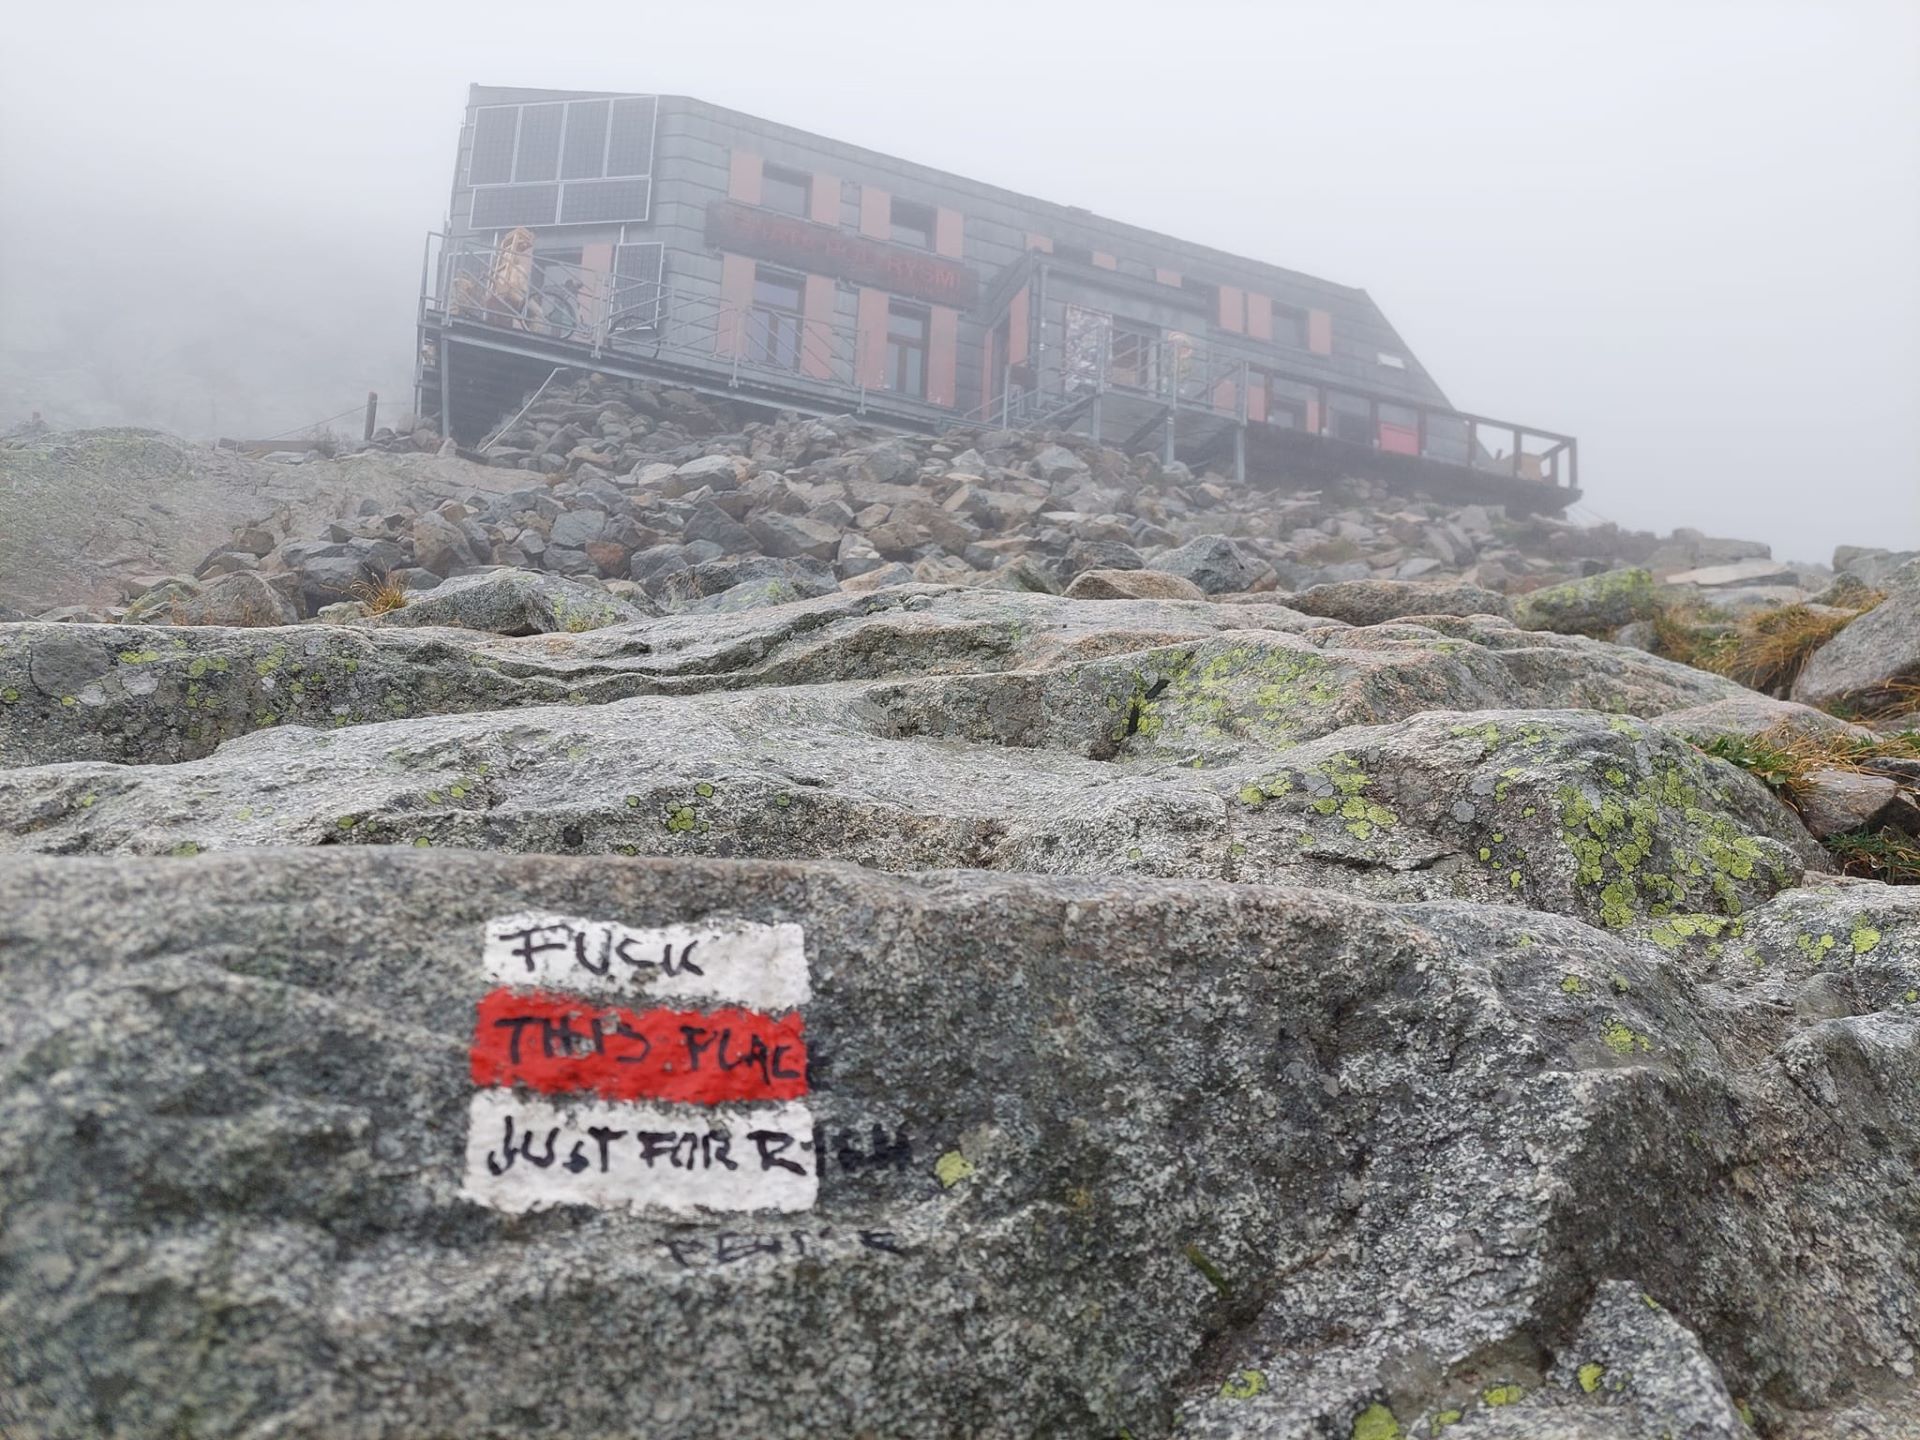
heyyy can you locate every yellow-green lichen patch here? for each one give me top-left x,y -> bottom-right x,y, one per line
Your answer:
694,781 -> 716,798
1560,974 -> 1584,994
1796,932 -> 1837,961
1851,925 -> 1881,955
1601,1018 -> 1652,1056
1576,1362 -> 1605,1394
168,841 -> 201,857
1134,642 -> 1346,750
1218,1369 -> 1266,1401
1451,721 -> 1503,748
1351,1402 -> 1401,1440
1480,1383 -> 1523,1407
934,1151 -> 975,1188
1648,912 -> 1728,951
0,687 -> 17,703
1556,750 -> 1787,932
625,794 -> 642,808
117,649 -> 162,664
1301,754 -> 1399,840
664,806 -> 697,834
1428,1410 -> 1462,1435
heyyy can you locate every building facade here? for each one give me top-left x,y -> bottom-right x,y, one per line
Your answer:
417,86 -> 1576,505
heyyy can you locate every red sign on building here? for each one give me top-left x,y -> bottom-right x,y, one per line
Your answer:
706,200 -> 979,309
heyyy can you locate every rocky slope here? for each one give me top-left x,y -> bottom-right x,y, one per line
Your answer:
2,379 -> 1918,1440
15,369 -> 1891,631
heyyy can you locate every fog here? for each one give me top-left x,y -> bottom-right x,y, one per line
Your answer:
2,0 -> 1914,564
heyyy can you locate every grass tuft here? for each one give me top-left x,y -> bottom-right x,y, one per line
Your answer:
1822,829 -> 1920,884
1651,591 -> 1883,699
1698,724 -> 1920,883
351,571 -> 409,615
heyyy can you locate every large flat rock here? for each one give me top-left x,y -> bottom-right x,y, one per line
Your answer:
2,851 -> 1915,1439
2,574 -> 1910,1439
0,587 -> 1737,768
0,692 -> 1822,941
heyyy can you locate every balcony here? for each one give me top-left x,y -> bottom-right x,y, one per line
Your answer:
414,233 -> 960,442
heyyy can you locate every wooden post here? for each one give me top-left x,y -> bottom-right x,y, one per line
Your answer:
438,339 -> 452,440
1513,426 -> 1523,477
363,391 -> 378,442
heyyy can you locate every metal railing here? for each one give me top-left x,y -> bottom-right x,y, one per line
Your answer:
421,233 -> 890,413
1001,305 -> 1577,488
419,231 -> 1575,488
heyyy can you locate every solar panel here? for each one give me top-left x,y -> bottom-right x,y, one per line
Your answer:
471,183 -> 559,229
606,98 -> 657,178
513,103 -> 564,183
467,96 -> 657,228
469,108 -> 517,186
559,177 -> 652,225
562,99 -> 609,180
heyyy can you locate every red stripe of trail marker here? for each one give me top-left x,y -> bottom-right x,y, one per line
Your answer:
469,990 -> 808,1104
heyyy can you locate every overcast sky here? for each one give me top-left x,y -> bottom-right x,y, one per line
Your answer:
2,0 -> 1914,564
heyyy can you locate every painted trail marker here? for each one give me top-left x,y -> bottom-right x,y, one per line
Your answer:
462,914 -> 815,1217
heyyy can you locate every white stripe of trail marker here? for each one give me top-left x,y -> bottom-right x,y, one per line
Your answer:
462,1092 -> 819,1215
480,913 -> 810,1009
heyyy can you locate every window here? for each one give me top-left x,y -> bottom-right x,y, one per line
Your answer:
1261,374 -> 1310,429
762,165 -> 811,219
525,248 -> 586,337
1109,319 -> 1159,392
611,242 -> 664,331
1327,394 -> 1375,444
1270,304 -> 1306,349
886,302 -> 930,397
890,197 -> 935,250
750,266 -> 806,370
1377,351 -> 1407,370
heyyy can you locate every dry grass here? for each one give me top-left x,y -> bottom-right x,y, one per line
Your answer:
1713,604 -> 1859,693
1833,679 -> 1920,726
1823,829 -> 1920,884
1697,724 -> 1920,883
1650,604 -> 1736,672
1652,591 -> 1884,699
1699,725 -> 1919,794
350,572 -> 409,615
